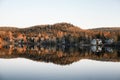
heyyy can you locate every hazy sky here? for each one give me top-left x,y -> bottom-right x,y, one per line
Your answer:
0,0 -> 120,29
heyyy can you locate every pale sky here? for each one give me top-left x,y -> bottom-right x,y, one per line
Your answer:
0,0 -> 120,29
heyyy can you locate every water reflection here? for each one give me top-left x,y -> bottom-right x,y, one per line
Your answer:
0,43 -> 120,65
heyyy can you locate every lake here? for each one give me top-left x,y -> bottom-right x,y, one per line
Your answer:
0,59 -> 120,80
0,45 -> 120,80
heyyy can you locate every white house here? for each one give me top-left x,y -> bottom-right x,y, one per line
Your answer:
91,39 -> 102,45
105,39 -> 114,44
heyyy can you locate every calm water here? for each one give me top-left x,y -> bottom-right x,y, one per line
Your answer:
0,59 -> 120,80
0,45 -> 120,80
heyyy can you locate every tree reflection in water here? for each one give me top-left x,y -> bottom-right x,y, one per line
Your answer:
0,43 -> 120,65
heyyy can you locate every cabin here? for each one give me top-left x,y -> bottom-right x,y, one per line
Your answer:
91,39 -> 102,45
105,39 -> 114,44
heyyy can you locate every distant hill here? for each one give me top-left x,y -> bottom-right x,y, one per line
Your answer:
0,22 -> 120,42
18,22 -> 82,33
89,27 -> 120,32
0,23 -> 119,32
0,27 -> 18,31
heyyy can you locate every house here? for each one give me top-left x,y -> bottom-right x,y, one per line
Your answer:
91,39 -> 102,45
105,39 -> 114,44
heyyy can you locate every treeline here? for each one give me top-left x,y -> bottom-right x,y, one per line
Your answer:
89,27 -> 120,42
0,23 -> 120,45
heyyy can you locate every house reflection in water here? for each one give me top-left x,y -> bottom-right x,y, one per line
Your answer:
91,46 -> 102,52
0,43 -> 120,65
